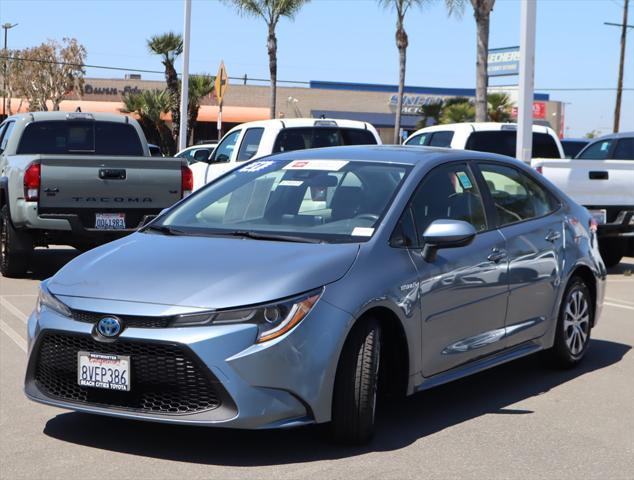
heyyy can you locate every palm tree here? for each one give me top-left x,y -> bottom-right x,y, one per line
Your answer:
445,0 -> 496,122
415,100 -> 444,129
440,99 -> 475,124
186,74 -> 214,145
223,0 -> 309,119
121,89 -> 175,154
147,32 -> 183,147
380,0 -> 427,144
487,92 -> 513,122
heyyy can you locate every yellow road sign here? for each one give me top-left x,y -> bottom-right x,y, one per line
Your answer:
215,61 -> 229,105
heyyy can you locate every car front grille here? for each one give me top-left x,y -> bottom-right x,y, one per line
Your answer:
70,309 -> 173,329
33,332 -> 221,415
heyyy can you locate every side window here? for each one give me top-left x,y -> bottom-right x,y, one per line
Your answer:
340,128 -> 377,145
237,128 -> 264,162
428,131 -> 454,147
577,139 -> 613,160
0,122 -> 15,152
405,133 -> 428,146
0,123 -> 7,151
211,130 -> 241,163
390,208 -> 417,247
612,138 -> 634,160
479,164 -> 557,226
532,133 -> 561,158
408,163 -> 487,244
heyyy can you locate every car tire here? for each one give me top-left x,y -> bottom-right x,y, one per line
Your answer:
330,317 -> 381,445
599,239 -> 624,268
0,204 -> 32,277
549,276 -> 593,368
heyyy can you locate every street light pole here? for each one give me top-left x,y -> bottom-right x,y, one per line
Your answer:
605,0 -> 633,133
178,0 -> 192,151
516,0 -> 536,164
2,23 -> 18,119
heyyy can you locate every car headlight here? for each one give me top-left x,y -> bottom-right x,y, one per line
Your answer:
36,282 -> 71,317
171,289 -> 322,343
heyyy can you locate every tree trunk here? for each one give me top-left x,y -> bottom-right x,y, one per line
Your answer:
267,26 -> 278,119
164,61 -> 180,153
474,10 -> 490,122
394,19 -> 408,145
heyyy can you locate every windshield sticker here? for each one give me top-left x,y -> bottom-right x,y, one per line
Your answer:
239,161 -> 276,173
279,180 -> 304,187
456,172 -> 473,189
351,227 -> 375,237
283,160 -> 349,171
600,141 -> 609,151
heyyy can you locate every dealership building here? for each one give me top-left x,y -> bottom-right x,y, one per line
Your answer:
7,76 -> 563,144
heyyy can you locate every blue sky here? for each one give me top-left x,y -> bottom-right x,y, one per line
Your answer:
1,0 -> 632,136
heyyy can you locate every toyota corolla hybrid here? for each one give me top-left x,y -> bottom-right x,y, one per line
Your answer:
25,146 -> 605,444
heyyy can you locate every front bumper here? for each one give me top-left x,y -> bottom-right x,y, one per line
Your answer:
24,294 -> 353,429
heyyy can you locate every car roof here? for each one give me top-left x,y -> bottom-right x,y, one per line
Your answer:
227,118 -> 373,132
590,131 -> 634,141
262,144 -> 524,168
413,122 -> 553,134
6,111 -> 132,124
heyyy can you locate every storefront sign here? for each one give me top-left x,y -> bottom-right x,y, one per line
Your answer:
388,94 -> 445,115
488,46 -> 520,77
83,84 -> 142,96
512,101 -> 546,120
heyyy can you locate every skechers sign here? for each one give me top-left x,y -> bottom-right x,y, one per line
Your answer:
388,95 -> 445,115
488,46 -> 520,77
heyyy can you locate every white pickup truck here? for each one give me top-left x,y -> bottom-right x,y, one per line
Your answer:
533,132 -> 634,267
190,118 -> 381,191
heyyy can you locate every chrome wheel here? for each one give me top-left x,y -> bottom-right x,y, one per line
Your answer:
563,290 -> 590,356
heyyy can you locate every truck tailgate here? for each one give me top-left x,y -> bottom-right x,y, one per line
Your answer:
38,155 -> 183,210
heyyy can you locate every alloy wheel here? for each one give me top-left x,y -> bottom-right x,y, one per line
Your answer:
563,290 -> 590,355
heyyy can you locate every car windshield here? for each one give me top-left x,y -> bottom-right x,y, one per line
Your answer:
154,159 -> 410,243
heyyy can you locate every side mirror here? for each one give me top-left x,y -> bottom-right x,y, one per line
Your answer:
421,219 -> 476,262
193,149 -> 211,163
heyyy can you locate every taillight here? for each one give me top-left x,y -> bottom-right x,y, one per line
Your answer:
24,162 -> 41,201
181,165 -> 193,198
535,166 -> 543,174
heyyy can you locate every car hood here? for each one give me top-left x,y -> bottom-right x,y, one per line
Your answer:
48,233 -> 360,309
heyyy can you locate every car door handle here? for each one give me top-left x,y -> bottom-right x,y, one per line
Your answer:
487,249 -> 507,263
589,171 -> 608,180
99,168 -> 127,180
545,230 -> 561,242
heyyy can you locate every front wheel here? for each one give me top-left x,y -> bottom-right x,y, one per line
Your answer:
330,318 -> 381,445
548,277 -> 593,368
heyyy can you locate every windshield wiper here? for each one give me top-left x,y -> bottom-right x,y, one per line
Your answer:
225,230 -> 323,244
143,224 -> 188,236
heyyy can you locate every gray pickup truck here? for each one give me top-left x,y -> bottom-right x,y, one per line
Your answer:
0,112 -> 192,276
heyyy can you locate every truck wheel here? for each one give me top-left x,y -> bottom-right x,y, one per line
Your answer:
330,317 -> 381,445
599,239 -> 624,268
0,205 -> 32,277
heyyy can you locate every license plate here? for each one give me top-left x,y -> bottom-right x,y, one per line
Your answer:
589,209 -> 607,225
95,213 -> 126,230
77,352 -> 131,391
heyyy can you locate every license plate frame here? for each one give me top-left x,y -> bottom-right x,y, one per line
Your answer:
95,213 -> 126,230
589,209 -> 607,225
77,352 -> 131,391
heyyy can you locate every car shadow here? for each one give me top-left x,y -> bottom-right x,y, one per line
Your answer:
24,248 -> 82,281
43,338 -> 630,466
608,258 -> 634,275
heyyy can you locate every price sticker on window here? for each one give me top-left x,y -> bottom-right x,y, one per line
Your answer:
456,171 -> 473,189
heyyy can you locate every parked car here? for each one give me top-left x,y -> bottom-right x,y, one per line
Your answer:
189,118 -> 381,191
560,138 -> 590,159
148,144 -> 163,157
0,112 -> 192,276
404,122 -> 564,160
533,131 -> 634,267
176,142 -> 218,165
25,146 -> 604,444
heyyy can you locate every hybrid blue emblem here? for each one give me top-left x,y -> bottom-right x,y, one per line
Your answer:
97,316 -> 122,338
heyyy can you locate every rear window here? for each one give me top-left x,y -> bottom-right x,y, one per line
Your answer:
17,121 -> 144,156
561,140 -> 588,159
613,138 -> 634,160
273,127 -> 376,153
428,131 -> 454,147
465,131 -> 561,158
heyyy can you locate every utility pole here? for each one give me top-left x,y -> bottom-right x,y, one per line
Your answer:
178,0 -> 192,151
516,0 -> 536,164
605,0 -> 633,133
2,23 -> 18,119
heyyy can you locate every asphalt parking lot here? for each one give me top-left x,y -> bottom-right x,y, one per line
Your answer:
1,249 -> 633,480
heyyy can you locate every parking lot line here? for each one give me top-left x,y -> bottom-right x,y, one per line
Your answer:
605,297 -> 634,306
0,319 -> 27,353
604,301 -> 634,311
0,298 -> 29,324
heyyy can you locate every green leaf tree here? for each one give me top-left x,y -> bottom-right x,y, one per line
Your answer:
440,99 -> 475,124
121,89 -> 175,155
223,0 -> 310,119
379,0 -> 429,144
444,0 -> 496,122
186,74 -> 214,145
415,100 -> 444,130
147,32 -> 183,147
487,92 -> 513,122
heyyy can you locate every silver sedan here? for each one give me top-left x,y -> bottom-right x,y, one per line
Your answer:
25,146 -> 606,444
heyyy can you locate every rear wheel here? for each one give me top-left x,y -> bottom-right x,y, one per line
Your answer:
599,238 -> 624,268
0,205 -> 32,277
330,318 -> 381,445
549,277 -> 593,368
